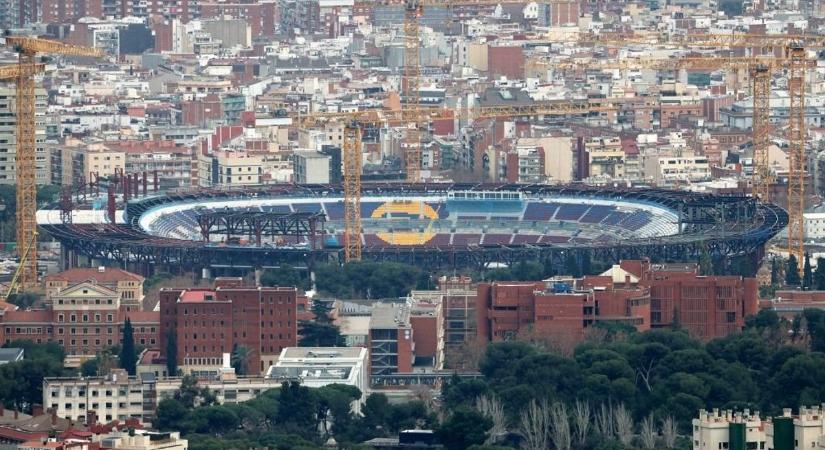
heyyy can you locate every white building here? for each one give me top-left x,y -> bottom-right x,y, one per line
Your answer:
266,347 -> 369,412
693,406 -> 825,450
692,409 -> 766,450
805,212 -> 825,240
644,155 -> 711,185
97,430 -> 188,450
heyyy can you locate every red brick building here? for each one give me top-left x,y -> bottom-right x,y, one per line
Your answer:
0,274 -> 158,366
159,280 -> 299,375
476,260 -> 758,345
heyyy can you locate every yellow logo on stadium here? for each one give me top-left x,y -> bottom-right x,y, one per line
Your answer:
373,201 -> 439,246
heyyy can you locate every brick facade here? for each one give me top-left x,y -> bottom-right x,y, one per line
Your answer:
159,285 -> 298,375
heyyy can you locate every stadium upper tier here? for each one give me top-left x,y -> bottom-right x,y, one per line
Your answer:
131,193 -> 679,248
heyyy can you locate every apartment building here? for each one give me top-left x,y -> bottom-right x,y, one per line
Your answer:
505,145 -> 545,184
0,87 -> 48,185
693,406 -> 825,450
644,154 -> 711,185
159,282 -> 299,375
585,137 -> 625,179
44,368 -> 282,424
197,151 -> 263,187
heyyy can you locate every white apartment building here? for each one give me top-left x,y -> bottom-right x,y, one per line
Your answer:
0,86 -> 49,185
198,151 -> 264,186
644,155 -> 711,185
47,348 -> 370,424
693,406 -> 825,450
692,409 -> 766,450
805,213 -> 825,240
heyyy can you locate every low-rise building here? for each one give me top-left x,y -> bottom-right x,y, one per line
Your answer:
266,347 -> 369,411
98,429 -> 188,450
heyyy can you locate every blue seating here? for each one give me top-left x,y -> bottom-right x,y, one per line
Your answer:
620,211 -> 652,230
325,202 -> 344,220
361,202 -> 381,218
602,211 -> 629,226
523,203 -> 558,221
555,204 -> 590,221
579,205 -> 614,223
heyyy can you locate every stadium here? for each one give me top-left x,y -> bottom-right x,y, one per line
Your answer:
38,184 -> 788,275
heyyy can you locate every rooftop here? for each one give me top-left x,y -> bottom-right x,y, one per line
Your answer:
370,302 -> 411,329
45,267 -> 144,284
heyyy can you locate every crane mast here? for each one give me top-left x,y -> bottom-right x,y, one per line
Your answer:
1,36 -> 103,287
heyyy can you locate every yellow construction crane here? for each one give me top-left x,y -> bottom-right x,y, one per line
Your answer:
570,32 -> 825,270
1,36 -> 103,288
3,230 -> 37,302
294,99 -> 622,261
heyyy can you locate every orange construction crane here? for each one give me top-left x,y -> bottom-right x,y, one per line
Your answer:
2,36 -> 103,288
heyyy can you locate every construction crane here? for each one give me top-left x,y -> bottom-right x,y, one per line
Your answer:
525,54 -> 817,202
576,32 -> 825,271
294,99 -> 623,261
3,230 -> 37,302
1,36 -> 103,288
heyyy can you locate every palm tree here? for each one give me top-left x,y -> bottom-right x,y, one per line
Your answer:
231,345 -> 251,376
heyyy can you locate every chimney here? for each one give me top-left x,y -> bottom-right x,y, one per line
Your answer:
625,275 -> 631,288
0,402 -> 4,416
31,405 -> 43,417
51,409 -> 57,426
13,410 -> 17,419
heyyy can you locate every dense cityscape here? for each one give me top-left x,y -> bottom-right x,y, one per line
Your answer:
0,0 -> 824,449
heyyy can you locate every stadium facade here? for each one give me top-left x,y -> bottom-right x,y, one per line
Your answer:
38,184 -> 788,276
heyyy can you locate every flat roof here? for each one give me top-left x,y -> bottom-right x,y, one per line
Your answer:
280,347 -> 366,359
370,302 -> 410,329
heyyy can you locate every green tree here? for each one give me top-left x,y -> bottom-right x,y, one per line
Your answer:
155,398 -> 188,431
80,346 -> 119,377
803,253 -> 813,290
771,258 -> 780,285
174,375 -> 216,408
0,341 -> 69,412
120,318 -> 137,375
6,292 -> 39,309
299,321 -> 345,347
277,381 -> 317,431
437,407 -> 492,450
260,265 -> 310,290
36,185 -> 60,205
231,345 -> 251,376
786,256 -> 801,286
815,258 -> 825,290
699,243 -> 713,276
312,300 -> 334,324
166,331 -> 178,377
